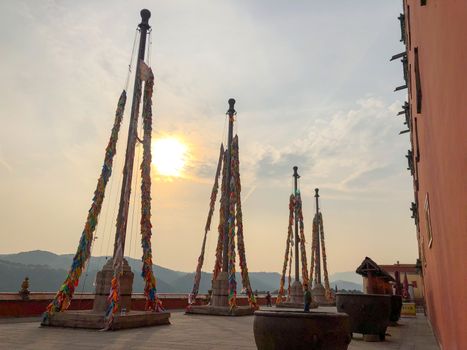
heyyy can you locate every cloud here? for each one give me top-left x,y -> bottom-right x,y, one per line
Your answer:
256,152 -> 311,179
250,97 -> 406,197
0,157 -> 12,173
0,142 -> 12,174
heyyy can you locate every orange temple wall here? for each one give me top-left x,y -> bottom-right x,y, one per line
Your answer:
403,1 -> 467,348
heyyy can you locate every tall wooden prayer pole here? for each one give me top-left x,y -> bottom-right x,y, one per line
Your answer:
293,166 -> 300,282
310,187 -> 332,305
187,98 -> 255,315
314,188 -> 321,284
222,98 -> 236,272
276,166 -> 312,308
42,9 -> 171,329
113,9 -> 151,256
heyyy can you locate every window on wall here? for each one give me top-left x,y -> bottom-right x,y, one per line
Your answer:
414,48 -> 422,113
424,193 -> 433,248
421,0 -> 427,6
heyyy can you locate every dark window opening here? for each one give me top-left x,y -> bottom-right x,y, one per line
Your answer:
414,47 -> 422,113
414,117 -> 420,161
421,0 -> 427,6
408,63 -> 412,95
425,193 -> 433,248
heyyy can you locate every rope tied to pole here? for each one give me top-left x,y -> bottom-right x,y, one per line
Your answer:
105,60 -> 147,330
189,144 -> 224,304
295,192 -> 309,286
43,90 -> 127,324
213,149 -> 228,282
277,189 -> 309,302
277,194 -> 295,304
232,135 -> 257,309
125,29 -> 140,91
318,212 -> 333,301
139,65 -> 163,312
287,234 -> 294,297
310,214 -> 319,286
227,137 -> 238,309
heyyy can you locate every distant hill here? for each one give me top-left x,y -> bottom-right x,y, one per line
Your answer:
169,271 -> 281,294
0,250 -> 361,293
0,259 -> 68,293
330,280 -> 362,292
329,271 -> 362,285
0,250 -> 186,286
0,251 -> 178,293
0,250 -> 75,270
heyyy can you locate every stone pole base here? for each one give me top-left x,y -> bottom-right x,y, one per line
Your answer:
277,281 -> 318,309
312,283 -> 334,305
211,271 -> 229,307
186,272 -> 254,316
41,258 -> 170,330
93,258 -> 134,313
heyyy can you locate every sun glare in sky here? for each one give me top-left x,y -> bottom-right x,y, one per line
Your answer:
151,137 -> 187,177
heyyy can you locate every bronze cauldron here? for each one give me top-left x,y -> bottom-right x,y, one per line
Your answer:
254,310 -> 351,350
336,293 -> 391,341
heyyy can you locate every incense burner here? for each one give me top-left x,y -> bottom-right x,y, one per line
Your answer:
390,295 -> 403,323
336,293 -> 391,341
254,310 -> 351,350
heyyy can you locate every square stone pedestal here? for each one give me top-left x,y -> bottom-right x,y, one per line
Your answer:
186,305 -> 254,316
277,281 -> 318,309
93,258 -> 134,313
43,310 -> 171,330
312,283 -> 334,306
186,272 -> 254,316
42,258 -> 171,330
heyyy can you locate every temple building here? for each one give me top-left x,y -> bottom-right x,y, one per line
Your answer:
393,1 -> 467,348
379,263 -> 424,305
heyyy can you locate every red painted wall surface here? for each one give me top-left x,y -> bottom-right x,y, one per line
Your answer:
0,293 -> 272,318
404,1 -> 467,349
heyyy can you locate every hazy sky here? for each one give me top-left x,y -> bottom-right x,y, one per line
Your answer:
0,1 -> 417,275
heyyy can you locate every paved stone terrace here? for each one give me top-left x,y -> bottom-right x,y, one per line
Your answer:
0,308 -> 439,350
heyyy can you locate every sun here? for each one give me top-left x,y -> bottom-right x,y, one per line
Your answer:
151,137 -> 187,177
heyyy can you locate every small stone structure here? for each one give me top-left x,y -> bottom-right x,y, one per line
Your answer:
18,277 -> 30,300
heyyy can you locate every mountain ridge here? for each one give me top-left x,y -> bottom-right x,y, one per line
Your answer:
0,250 -> 362,293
